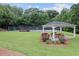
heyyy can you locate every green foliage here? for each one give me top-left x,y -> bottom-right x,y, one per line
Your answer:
70,3 -> 79,33
23,8 -> 49,26
46,10 -> 59,19
0,4 -> 23,28
0,3 -> 79,33
51,4 -> 79,33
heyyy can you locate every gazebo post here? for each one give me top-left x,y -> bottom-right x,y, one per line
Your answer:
52,27 -> 55,39
42,26 -> 44,33
74,26 -> 76,37
60,27 -> 62,33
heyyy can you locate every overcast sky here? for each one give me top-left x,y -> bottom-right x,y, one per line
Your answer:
7,3 -> 74,13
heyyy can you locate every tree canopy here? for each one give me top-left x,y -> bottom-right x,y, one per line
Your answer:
0,3 -> 79,33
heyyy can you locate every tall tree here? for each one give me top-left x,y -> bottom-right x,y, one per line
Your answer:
70,3 -> 79,33
0,4 -> 23,29
0,5 -> 15,28
51,8 -> 70,22
46,10 -> 59,19
22,8 -> 49,26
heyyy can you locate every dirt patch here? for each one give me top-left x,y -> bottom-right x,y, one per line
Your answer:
0,48 -> 25,56
0,28 -> 7,32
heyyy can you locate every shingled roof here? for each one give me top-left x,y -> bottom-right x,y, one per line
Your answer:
43,21 -> 76,28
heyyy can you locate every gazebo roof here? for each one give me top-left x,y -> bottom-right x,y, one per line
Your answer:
43,21 -> 76,28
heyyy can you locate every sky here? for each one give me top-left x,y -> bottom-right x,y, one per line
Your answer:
7,3 -> 74,13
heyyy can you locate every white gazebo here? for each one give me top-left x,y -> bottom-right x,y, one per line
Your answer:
42,21 -> 76,40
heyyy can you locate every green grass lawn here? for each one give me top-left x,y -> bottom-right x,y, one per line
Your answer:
0,31 -> 79,56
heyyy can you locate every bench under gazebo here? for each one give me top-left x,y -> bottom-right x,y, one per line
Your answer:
42,21 -> 76,42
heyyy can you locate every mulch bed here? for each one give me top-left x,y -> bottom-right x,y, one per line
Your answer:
0,48 -> 25,56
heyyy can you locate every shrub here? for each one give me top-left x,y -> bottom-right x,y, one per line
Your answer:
46,39 -> 52,44
41,32 -> 50,42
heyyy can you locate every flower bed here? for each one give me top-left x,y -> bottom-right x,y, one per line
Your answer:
41,32 -> 69,45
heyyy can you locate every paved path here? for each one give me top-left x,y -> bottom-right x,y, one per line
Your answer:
0,48 -> 24,56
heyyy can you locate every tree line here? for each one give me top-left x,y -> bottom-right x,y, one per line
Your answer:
0,3 -> 79,33
52,3 -> 79,33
